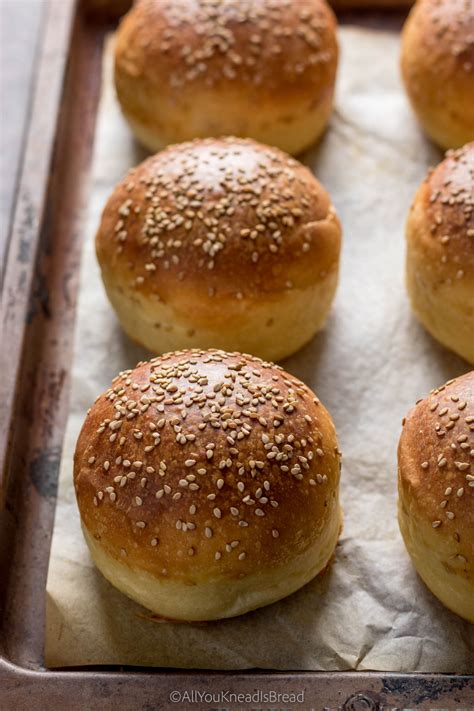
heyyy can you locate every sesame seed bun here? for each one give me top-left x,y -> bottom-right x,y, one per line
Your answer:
398,371 -> 474,623
114,0 -> 338,155
74,349 -> 342,621
95,137 -> 342,362
401,0 -> 474,150
405,142 -> 474,364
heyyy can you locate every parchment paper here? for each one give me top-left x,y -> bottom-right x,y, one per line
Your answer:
45,27 -> 474,671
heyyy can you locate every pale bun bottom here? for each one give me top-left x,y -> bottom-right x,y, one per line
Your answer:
406,259 -> 474,365
407,105 -> 473,152
120,92 -> 333,157
100,270 -> 339,362
398,500 -> 474,623
83,507 -> 342,621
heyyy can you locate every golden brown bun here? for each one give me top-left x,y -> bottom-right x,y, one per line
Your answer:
114,0 -> 338,155
405,142 -> 474,364
398,371 -> 474,623
95,137 -> 342,362
74,349 -> 342,621
401,0 -> 474,150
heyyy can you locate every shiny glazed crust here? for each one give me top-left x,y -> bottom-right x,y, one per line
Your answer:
406,143 -> 474,364
401,0 -> 474,150
95,137 -> 342,360
74,349 -> 342,620
114,0 -> 338,154
398,372 -> 474,622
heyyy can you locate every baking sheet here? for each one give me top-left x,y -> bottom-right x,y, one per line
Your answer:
45,28 -> 474,671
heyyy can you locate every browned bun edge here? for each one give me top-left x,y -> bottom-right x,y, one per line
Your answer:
398,371 -> 474,622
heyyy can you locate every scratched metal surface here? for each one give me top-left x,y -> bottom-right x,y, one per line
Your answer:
0,0 -> 44,282
0,0 -> 472,708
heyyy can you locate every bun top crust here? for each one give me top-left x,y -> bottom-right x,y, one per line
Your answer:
398,371 -> 474,557
74,350 -> 341,583
402,0 -> 474,85
95,137 -> 341,305
408,142 -> 474,284
115,0 -> 338,103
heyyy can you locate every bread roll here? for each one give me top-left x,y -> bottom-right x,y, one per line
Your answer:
405,142 -> 474,364
96,137 -> 342,362
114,0 -> 338,155
74,349 -> 343,621
398,371 -> 474,623
401,0 -> 474,150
